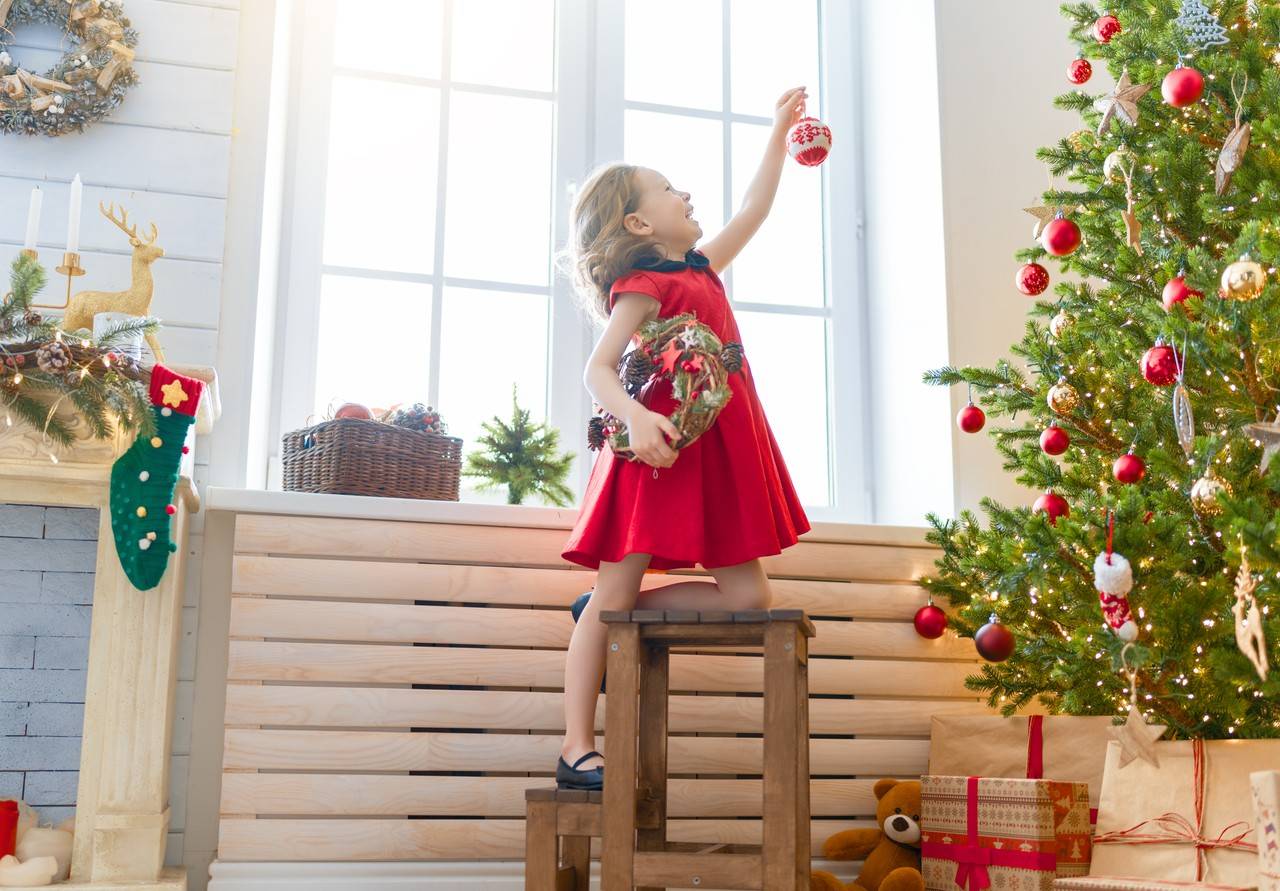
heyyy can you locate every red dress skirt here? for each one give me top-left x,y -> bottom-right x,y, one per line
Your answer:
561,250 -> 811,571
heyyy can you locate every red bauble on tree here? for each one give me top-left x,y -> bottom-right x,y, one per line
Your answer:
1033,490 -> 1069,525
1067,58 -> 1092,84
1040,216 -> 1081,256
1162,274 -> 1202,311
975,614 -> 1016,662
1113,450 -> 1146,484
1162,64 -> 1204,108
1092,13 -> 1122,43
956,402 -> 985,433
1016,262 -> 1050,296
913,602 -> 949,640
1040,423 -> 1070,456
1141,340 -> 1178,386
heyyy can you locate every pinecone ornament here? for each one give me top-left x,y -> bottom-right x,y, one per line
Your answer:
23,309 -> 42,327
587,415 -> 608,451
720,341 -> 744,374
621,349 -> 656,396
36,341 -> 71,373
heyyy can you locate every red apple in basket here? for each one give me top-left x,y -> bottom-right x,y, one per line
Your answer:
334,402 -> 373,420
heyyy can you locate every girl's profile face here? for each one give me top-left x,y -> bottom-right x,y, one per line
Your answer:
625,167 -> 701,248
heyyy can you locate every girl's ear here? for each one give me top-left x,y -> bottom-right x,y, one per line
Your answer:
622,212 -> 651,237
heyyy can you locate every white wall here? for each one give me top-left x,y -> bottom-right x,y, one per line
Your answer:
0,0 -> 239,881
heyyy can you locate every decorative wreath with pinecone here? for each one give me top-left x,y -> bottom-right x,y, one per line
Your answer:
0,0 -> 139,137
588,312 -> 744,461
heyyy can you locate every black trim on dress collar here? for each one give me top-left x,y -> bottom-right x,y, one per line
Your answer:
633,249 -> 710,272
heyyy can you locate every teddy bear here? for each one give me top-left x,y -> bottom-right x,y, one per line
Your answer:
810,778 -> 923,891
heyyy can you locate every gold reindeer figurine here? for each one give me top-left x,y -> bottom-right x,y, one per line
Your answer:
61,202 -> 166,363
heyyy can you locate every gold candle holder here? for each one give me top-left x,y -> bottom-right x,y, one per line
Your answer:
35,251 -> 86,311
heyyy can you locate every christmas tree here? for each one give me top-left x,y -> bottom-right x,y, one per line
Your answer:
463,384 -> 575,506
923,1 -> 1279,738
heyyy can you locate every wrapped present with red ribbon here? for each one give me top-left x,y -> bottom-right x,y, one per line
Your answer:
1090,739 -> 1269,884
922,775 -> 1093,890
1251,769 -> 1279,890
930,715 -> 1116,824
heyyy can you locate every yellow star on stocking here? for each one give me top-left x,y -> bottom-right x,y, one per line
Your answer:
160,378 -> 189,409
1111,703 -> 1166,769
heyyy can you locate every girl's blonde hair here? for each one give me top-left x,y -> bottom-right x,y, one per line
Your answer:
559,162 -> 664,327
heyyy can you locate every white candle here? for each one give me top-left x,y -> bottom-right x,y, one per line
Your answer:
22,187 -> 41,251
66,174 -> 82,254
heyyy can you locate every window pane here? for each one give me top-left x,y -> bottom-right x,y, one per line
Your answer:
729,0 -> 821,116
452,0 -> 554,91
314,274 -> 432,417
730,122 -> 824,306
439,288 -> 552,501
625,0 -> 721,110
444,92 -> 553,285
323,77 -> 440,274
334,0 -> 443,79
733,311 -> 830,506
625,110 -> 725,236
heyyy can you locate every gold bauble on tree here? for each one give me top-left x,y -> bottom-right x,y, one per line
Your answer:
1047,377 -> 1080,414
1049,311 -> 1074,339
1190,471 -> 1232,516
1219,255 -> 1266,301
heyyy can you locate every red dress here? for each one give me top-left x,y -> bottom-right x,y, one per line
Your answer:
561,249 -> 811,571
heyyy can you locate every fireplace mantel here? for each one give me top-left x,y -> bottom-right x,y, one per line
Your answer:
0,366 -> 219,890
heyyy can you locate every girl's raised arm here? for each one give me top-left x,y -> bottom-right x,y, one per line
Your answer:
699,86 -> 808,275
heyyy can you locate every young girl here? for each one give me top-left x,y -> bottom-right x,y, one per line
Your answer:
556,86 -> 813,790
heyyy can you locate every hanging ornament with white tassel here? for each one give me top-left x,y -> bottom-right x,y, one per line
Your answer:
1095,510 -> 1139,642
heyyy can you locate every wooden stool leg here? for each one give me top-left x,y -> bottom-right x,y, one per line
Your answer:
603,622 -> 641,889
525,799 -> 558,891
795,630 -> 811,886
637,642 -> 670,891
561,835 -> 591,891
762,621 -> 801,889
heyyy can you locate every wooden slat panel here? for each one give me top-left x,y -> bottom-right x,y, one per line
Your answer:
232,555 -> 936,619
233,514 -> 937,581
222,729 -> 930,777
220,774 -> 882,818
228,598 -> 975,660
227,641 -> 977,698
224,685 -> 995,735
216,817 -> 876,861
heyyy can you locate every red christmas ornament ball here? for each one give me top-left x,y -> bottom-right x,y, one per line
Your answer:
913,603 -> 949,640
1162,275 -> 1202,311
1093,13 -> 1122,43
975,615 -> 1016,662
1016,262 -> 1050,296
956,402 -> 986,434
1113,452 -> 1146,484
1040,217 -> 1082,256
1040,424 -> 1070,456
1141,343 -> 1178,386
1068,58 -> 1093,84
335,402 -> 373,420
1033,490 -> 1069,525
1162,65 -> 1205,107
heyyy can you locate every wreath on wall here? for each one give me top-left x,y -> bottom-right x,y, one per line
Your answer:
0,0 -> 139,137
587,313 -> 744,460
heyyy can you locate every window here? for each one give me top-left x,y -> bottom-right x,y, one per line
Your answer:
274,0 -> 868,519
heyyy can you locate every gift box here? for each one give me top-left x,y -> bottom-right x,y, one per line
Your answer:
1254,770 -> 1280,891
930,714 -> 1116,820
1090,739 -> 1271,884
1054,877 -> 1252,890
922,775 -> 1093,890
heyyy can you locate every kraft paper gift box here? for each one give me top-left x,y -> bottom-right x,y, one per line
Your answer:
1054,877 -> 1252,890
929,715 -> 1117,819
1254,770 -> 1280,891
922,775 -> 1093,891
1089,739 -> 1270,885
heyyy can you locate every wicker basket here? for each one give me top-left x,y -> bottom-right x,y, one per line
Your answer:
281,417 -> 464,500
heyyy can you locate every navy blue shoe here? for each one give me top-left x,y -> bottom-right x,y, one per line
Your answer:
570,590 -> 607,693
556,750 -> 604,791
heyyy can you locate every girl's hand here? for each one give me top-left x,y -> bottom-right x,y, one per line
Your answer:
625,405 -> 682,468
773,86 -> 809,132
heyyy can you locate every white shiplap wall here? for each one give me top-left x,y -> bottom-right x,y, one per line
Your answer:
0,0 -> 239,879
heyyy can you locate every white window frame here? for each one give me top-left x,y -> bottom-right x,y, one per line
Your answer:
270,0 -> 872,522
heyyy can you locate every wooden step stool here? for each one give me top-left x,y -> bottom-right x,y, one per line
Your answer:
524,788 -> 668,890
600,608 -> 816,891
